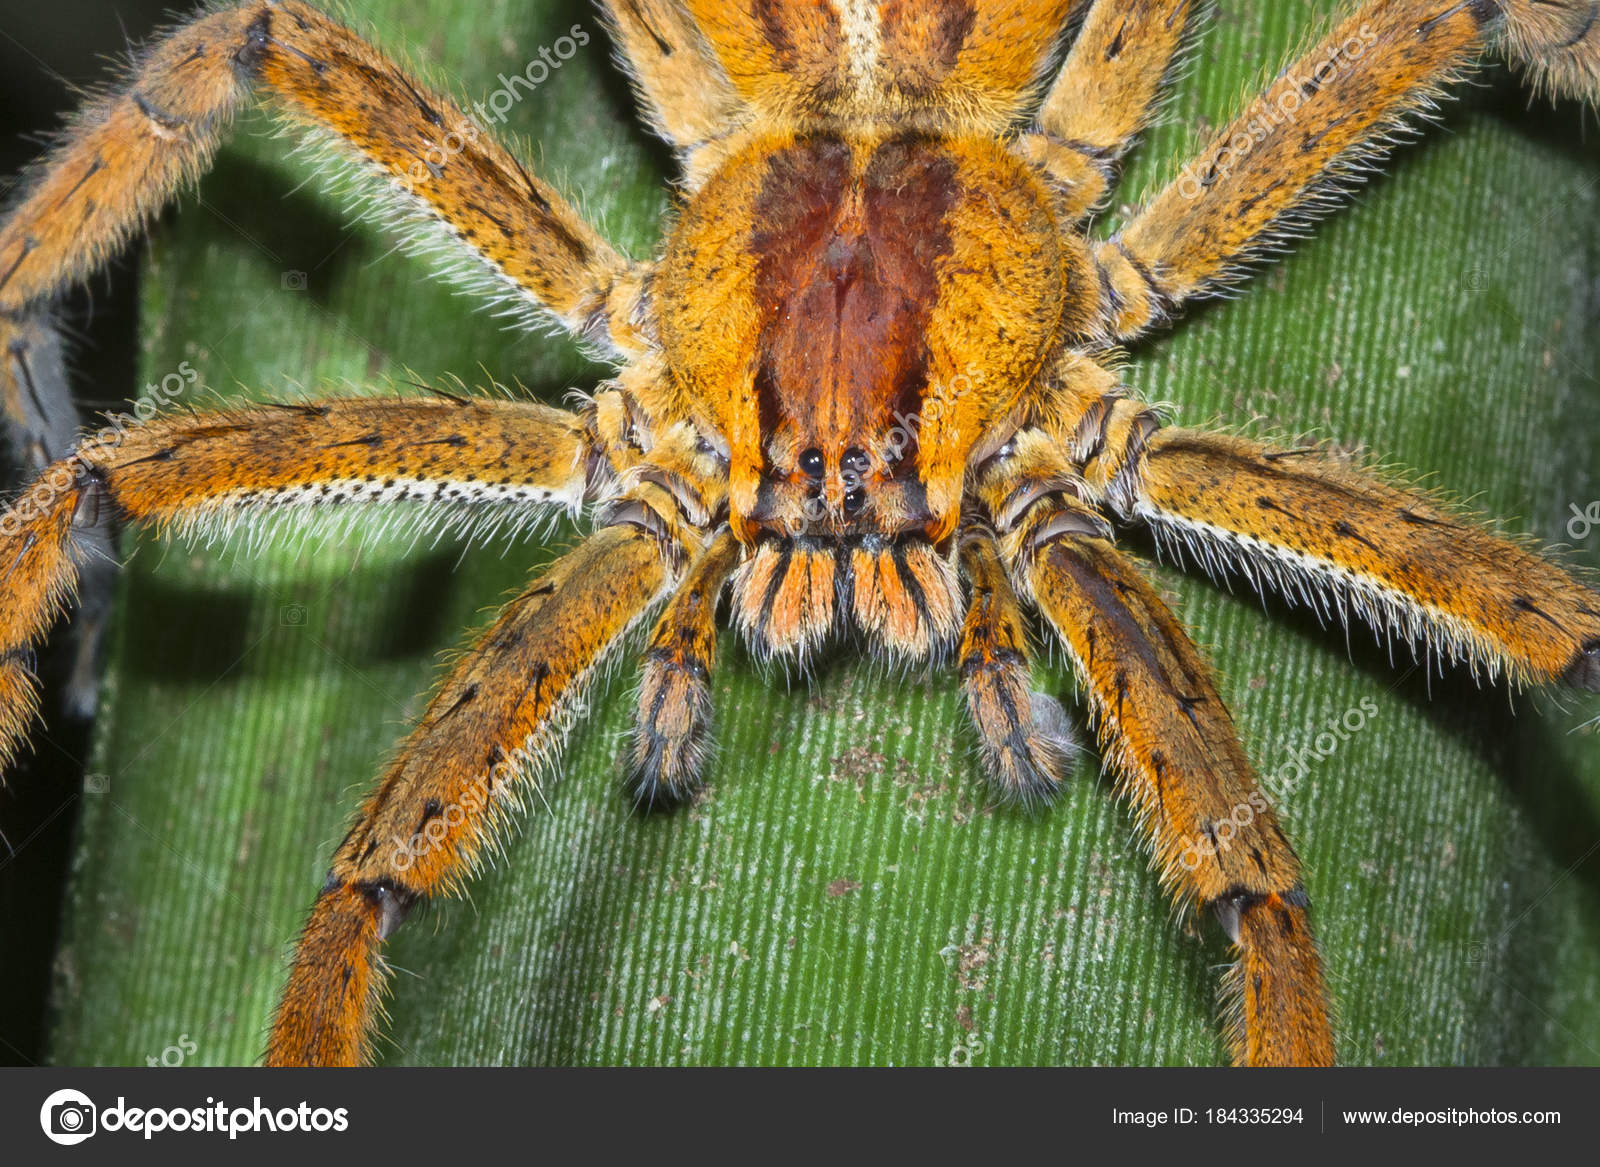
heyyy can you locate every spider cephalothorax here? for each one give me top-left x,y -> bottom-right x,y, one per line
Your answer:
2,0 -> 1599,1068
663,128 -> 1086,662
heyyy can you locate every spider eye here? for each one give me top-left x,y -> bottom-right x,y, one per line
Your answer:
843,487 -> 867,516
841,447 -> 870,484
799,447 -> 824,478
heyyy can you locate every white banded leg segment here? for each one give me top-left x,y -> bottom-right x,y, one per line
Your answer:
1121,428 -> 1600,690
82,395 -> 596,552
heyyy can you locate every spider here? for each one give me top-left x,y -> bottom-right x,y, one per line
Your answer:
2,0 -> 1599,1068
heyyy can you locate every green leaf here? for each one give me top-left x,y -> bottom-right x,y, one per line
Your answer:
43,0 -> 1600,1067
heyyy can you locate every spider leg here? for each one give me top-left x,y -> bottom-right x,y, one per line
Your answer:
1501,0 -> 1600,103
977,430 -> 1335,1066
0,393 -> 597,774
1,310 -> 116,718
600,0 -> 744,185
1091,0 -> 1600,340
958,531 -> 1078,804
0,312 -> 73,476
1081,417 -> 1600,692
626,528 -> 741,811
267,518 -> 682,1066
681,0 -> 1081,132
0,1 -> 651,358
1020,0 -> 1200,222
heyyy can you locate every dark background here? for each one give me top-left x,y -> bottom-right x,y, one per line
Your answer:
0,0 -> 172,1067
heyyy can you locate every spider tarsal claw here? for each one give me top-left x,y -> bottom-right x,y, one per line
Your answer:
1212,893 -> 1247,946
355,878 -> 419,941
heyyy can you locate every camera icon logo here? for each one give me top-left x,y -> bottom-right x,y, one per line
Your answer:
39,1088 -> 97,1146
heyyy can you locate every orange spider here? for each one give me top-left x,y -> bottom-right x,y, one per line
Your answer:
2,0 -> 1599,1067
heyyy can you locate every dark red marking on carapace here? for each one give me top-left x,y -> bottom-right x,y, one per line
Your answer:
749,134 -> 957,497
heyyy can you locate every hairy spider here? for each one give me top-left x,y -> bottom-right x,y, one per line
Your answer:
2,0 -> 1599,1067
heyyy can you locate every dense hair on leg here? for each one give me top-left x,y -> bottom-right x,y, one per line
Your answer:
1092,426 -> 1600,691
269,523 -> 677,1065
1498,0 -> 1600,103
958,533 -> 1077,804
627,531 -> 741,811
